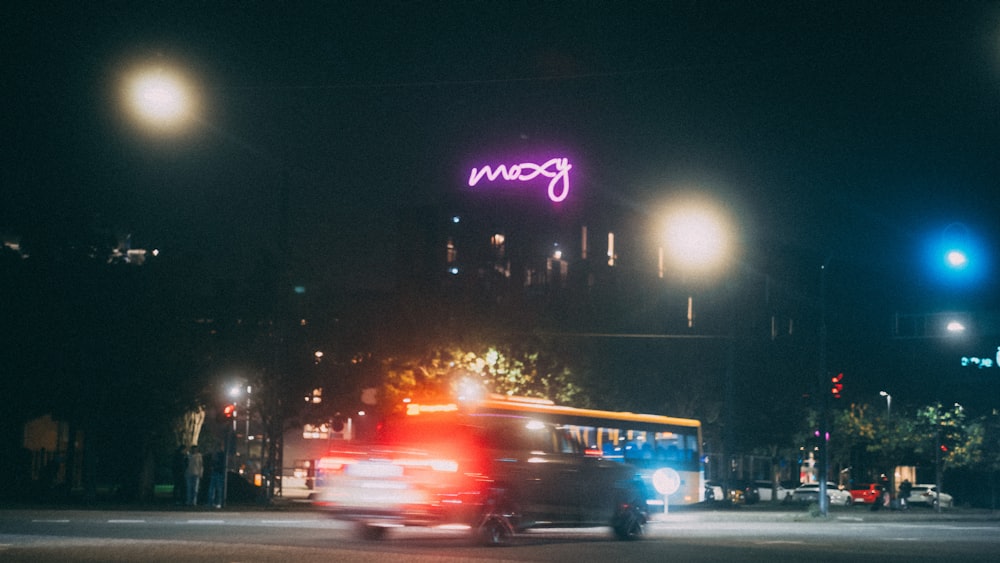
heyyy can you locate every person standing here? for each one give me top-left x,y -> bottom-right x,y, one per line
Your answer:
207,447 -> 226,508
185,445 -> 204,506
898,479 -> 913,509
171,445 -> 187,505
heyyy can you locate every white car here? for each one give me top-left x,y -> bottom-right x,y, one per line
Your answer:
791,482 -> 853,506
704,480 -> 724,502
905,484 -> 953,508
754,480 -> 792,502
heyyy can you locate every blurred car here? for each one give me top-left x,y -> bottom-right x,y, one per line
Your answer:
312,411 -> 650,543
728,480 -> 760,504
754,480 -> 792,502
849,483 -> 885,505
905,484 -> 953,508
791,482 -> 853,506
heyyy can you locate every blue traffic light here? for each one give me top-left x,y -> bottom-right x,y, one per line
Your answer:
924,224 -> 988,289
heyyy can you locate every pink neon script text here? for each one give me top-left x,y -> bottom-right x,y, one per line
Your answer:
468,157 -> 572,202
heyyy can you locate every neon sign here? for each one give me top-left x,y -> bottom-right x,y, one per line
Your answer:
960,347 -> 1000,369
468,157 -> 572,202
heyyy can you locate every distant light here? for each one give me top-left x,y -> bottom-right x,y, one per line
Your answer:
452,216 -> 461,223
294,285 -> 306,294
946,320 -> 966,333
449,267 -> 459,275
945,250 -> 968,269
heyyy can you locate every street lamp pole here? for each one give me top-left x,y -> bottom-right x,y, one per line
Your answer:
880,390 -> 893,502
658,195 -> 736,500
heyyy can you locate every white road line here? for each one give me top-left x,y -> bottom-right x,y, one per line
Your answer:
31,519 -> 70,523
185,520 -> 226,525
108,519 -> 146,523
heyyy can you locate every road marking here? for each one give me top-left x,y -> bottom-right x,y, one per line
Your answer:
31,519 -> 70,523
108,519 -> 146,523
185,520 -> 226,525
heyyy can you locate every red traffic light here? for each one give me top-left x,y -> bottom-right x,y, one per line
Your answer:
831,373 -> 844,398
223,403 -> 237,419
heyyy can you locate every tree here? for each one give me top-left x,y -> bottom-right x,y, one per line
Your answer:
378,339 -> 592,415
914,403 -> 979,469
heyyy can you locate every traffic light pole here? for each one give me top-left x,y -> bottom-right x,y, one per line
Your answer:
223,417 -> 235,508
817,258 -> 831,517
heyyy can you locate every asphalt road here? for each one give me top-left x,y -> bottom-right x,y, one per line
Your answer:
1,506 -> 998,562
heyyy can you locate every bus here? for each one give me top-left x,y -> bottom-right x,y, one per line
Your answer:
469,395 -> 705,510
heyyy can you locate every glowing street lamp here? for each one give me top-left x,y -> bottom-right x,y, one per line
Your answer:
658,200 -> 733,279
945,249 -> 968,270
879,390 -> 892,418
925,222 -> 989,289
122,64 -> 198,133
945,320 -> 966,334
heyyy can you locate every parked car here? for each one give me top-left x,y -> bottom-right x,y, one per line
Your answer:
849,483 -> 885,505
791,482 -> 853,506
754,480 -> 792,502
905,484 -> 953,508
703,480 -> 758,504
705,481 -> 724,503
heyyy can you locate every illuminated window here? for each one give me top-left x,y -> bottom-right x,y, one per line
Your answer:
491,233 -> 506,259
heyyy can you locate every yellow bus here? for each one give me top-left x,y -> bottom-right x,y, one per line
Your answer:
468,395 -> 705,510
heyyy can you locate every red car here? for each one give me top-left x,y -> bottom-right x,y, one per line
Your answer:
849,483 -> 885,504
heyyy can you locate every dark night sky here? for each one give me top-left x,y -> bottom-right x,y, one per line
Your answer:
4,1 -> 999,301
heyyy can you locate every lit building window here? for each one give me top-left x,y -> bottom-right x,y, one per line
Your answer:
491,233 -> 506,259
547,245 -> 568,287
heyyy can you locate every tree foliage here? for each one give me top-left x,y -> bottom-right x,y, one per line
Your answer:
827,401 -> 989,477
379,340 -> 590,415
